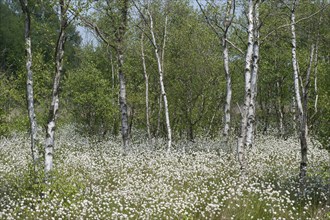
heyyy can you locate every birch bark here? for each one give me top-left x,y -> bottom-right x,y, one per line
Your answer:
237,0 -> 255,177
291,94 -> 297,134
246,0 -> 260,149
156,94 -> 163,137
148,11 -> 172,151
313,43 -> 319,115
116,0 -> 130,150
118,47 -> 129,149
222,0 -> 234,146
196,0 -> 235,146
312,21 -> 320,119
303,44 -> 315,136
45,0 -> 67,175
141,33 -> 151,139
276,81 -> 284,137
19,0 -> 39,170
290,0 -> 308,194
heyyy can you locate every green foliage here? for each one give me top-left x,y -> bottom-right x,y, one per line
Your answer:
0,2 -> 24,73
0,69 -> 29,135
313,41 -> 330,151
0,0 -> 329,145
0,0 -> 82,135
64,61 -> 116,137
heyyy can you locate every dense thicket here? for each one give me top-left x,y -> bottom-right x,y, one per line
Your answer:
0,0 -> 329,151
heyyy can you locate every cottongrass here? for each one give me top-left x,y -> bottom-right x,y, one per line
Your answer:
0,125 -> 329,219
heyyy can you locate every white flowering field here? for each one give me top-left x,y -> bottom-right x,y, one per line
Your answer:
0,126 -> 329,219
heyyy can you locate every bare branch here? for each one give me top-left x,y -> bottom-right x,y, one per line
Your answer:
79,16 -> 116,49
195,0 -> 222,40
226,39 -> 244,55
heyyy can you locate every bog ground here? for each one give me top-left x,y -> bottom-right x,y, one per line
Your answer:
0,126 -> 329,220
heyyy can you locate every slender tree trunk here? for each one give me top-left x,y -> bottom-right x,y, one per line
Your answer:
312,28 -> 320,120
117,0 -> 130,151
290,0 -> 307,194
297,43 -> 314,194
313,46 -> 318,114
80,2 -> 130,142
20,0 -> 39,170
303,44 -> 315,135
246,0 -> 260,149
291,93 -> 297,134
117,48 -> 129,150
222,0 -> 234,146
276,81 -> 284,137
222,42 -> 232,145
45,0 -> 67,176
148,12 -> 172,151
237,0 -> 255,178
141,33 -> 151,139
156,93 -> 162,137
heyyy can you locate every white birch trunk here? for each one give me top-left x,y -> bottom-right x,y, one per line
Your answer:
291,2 -> 303,118
118,49 -> 129,149
313,37 -> 319,117
276,81 -> 284,137
291,94 -> 297,134
117,0 -> 130,150
290,0 -> 308,194
45,0 -> 67,175
156,94 -> 162,137
19,0 -> 39,170
304,44 -> 315,136
237,0 -> 254,177
246,0 -> 260,149
141,33 -> 151,139
148,12 -> 172,151
222,0 -> 234,146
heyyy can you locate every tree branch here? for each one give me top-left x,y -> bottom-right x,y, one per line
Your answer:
195,0 -> 222,40
226,39 -> 244,54
79,16 -> 116,49
261,4 -> 329,43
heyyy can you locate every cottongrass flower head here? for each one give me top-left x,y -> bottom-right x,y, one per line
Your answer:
0,125 -> 329,219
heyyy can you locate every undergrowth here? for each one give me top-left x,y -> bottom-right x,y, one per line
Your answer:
0,125 -> 329,219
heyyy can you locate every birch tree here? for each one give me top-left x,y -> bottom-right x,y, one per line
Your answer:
140,32 -> 151,139
289,0 -> 313,194
276,80 -> 284,137
222,0 -> 235,146
246,0 -> 260,149
117,0 -> 130,149
290,0 -> 304,192
19,0 -> 39,171
311,15 -> 321,122
196,0 -> 236,146
81,0 -> 130,150
45,0 -> 71,175
133,0 -> 173,149
237,0 -> 256,177
147,8 -> 172,151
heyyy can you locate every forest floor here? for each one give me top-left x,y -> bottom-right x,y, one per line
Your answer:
0,125 -> 329,219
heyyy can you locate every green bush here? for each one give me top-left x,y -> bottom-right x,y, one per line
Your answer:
64,61 -> 117,137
